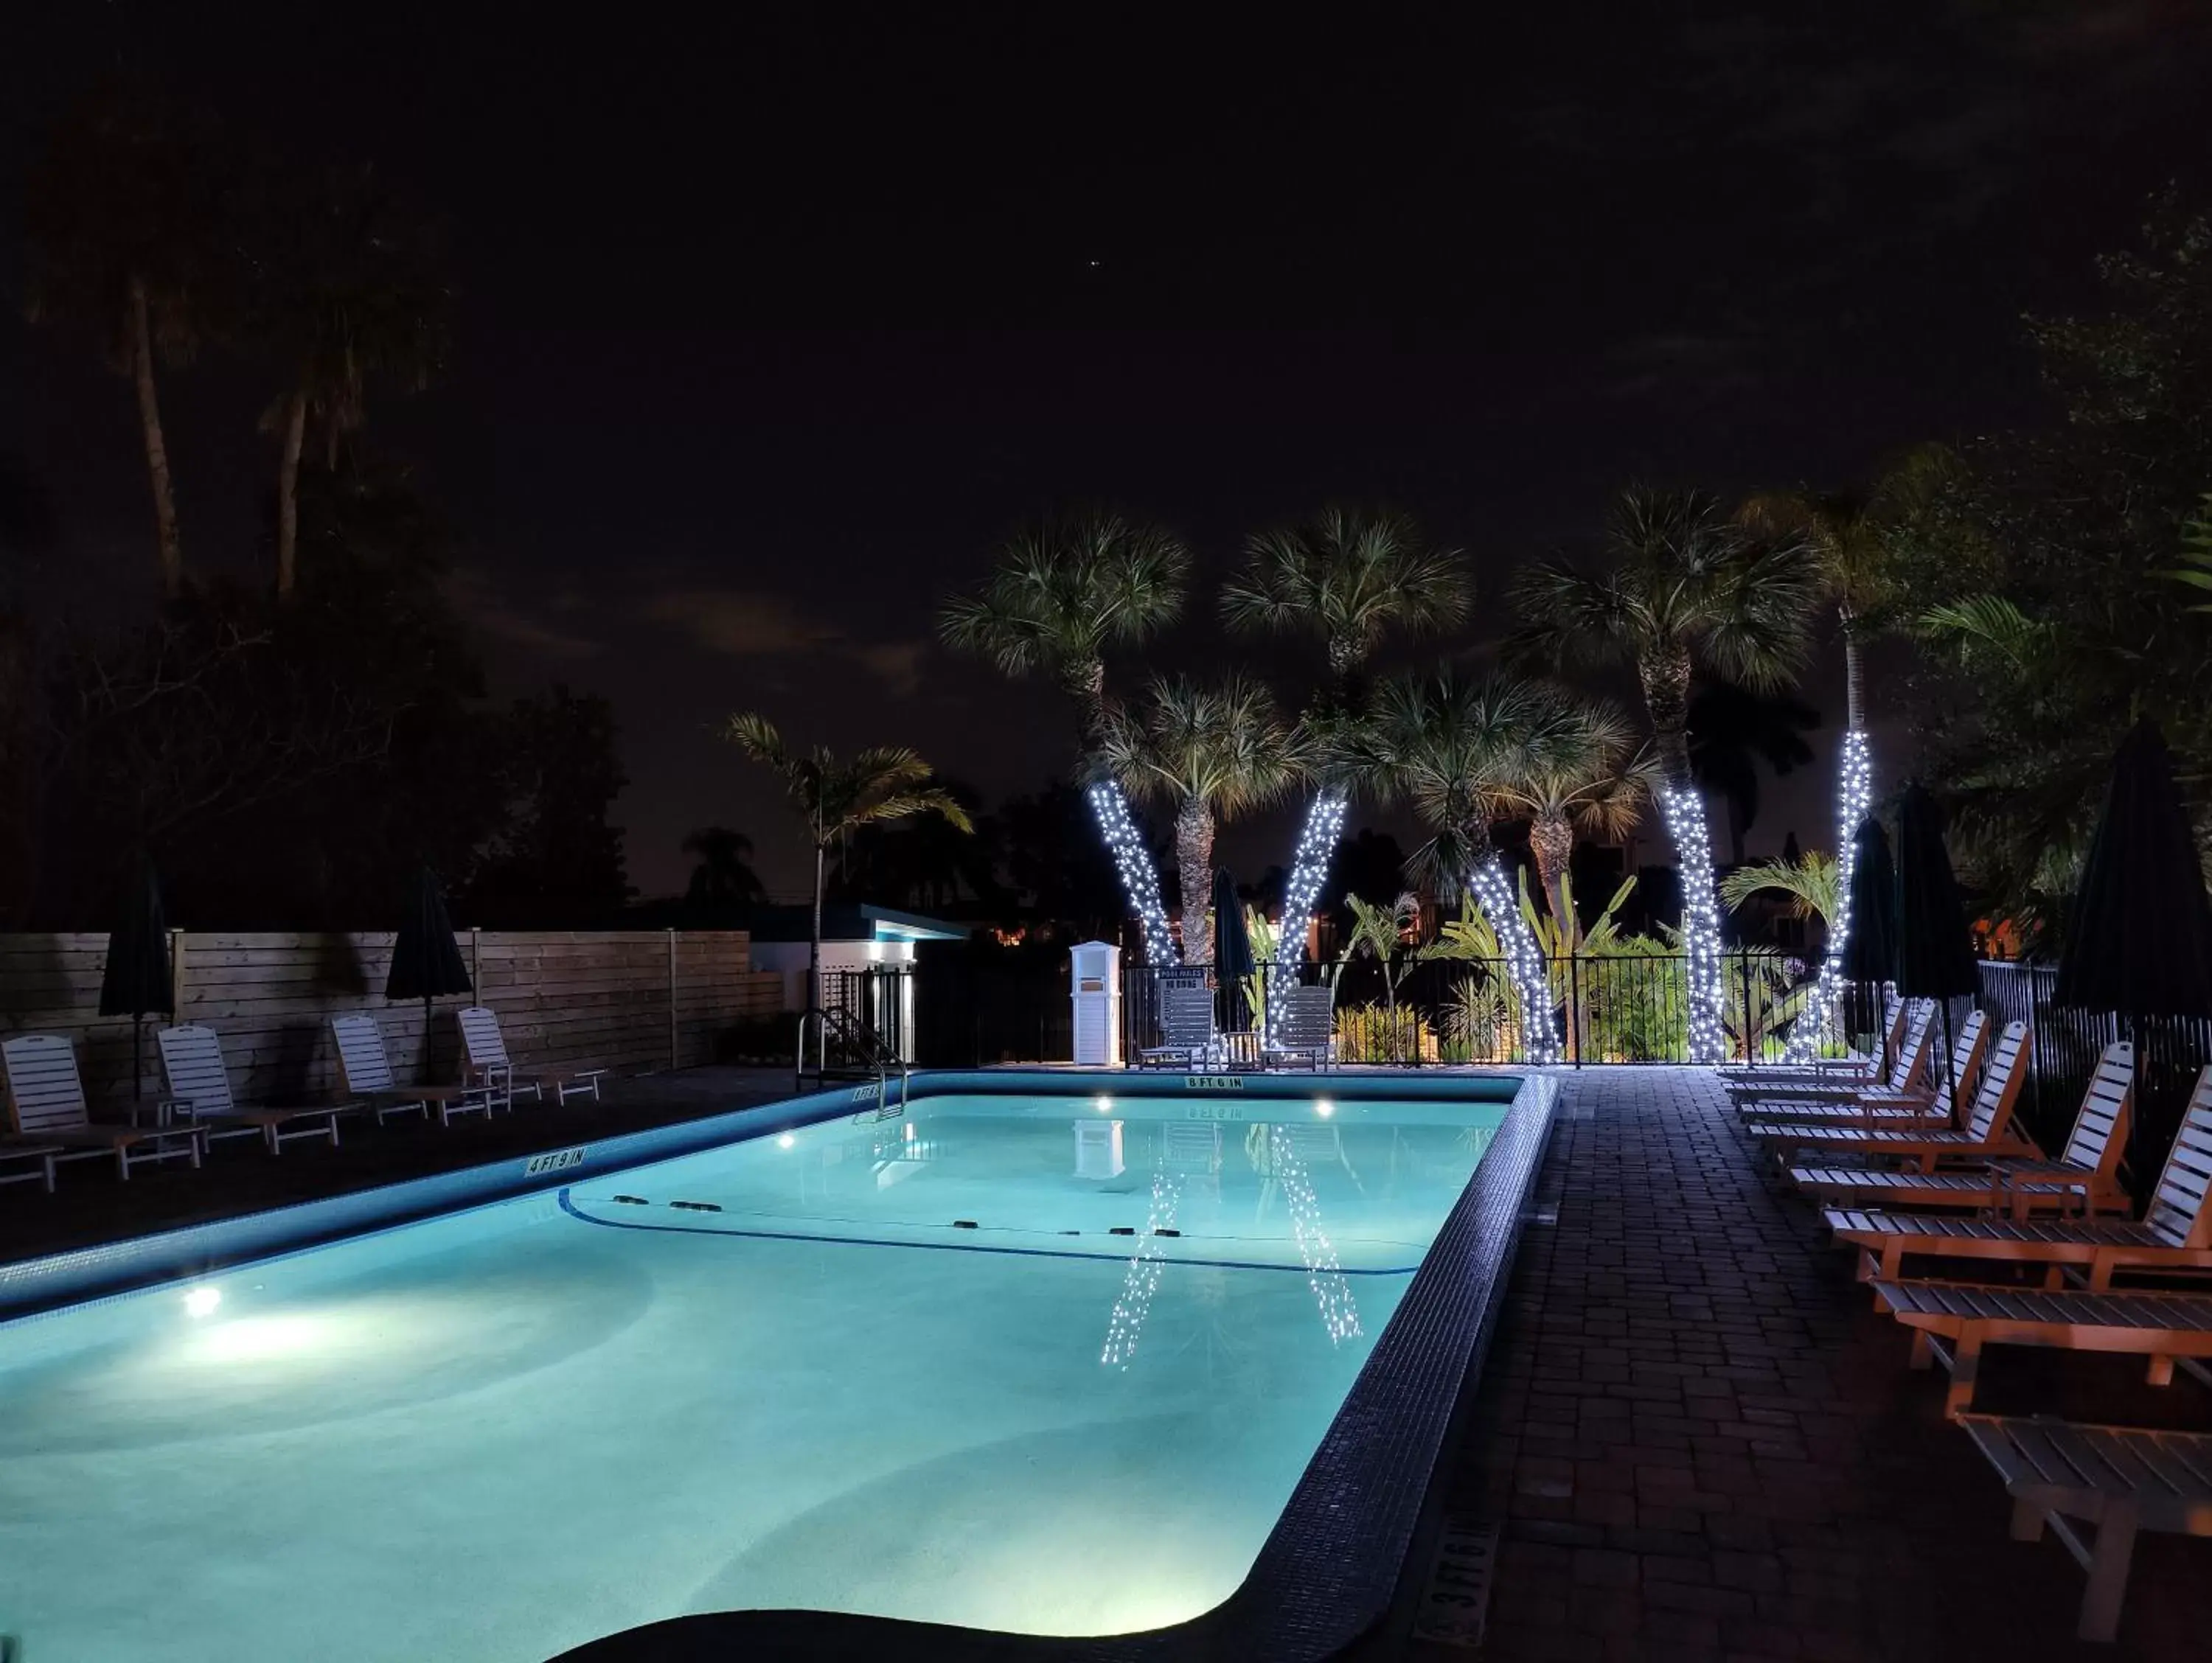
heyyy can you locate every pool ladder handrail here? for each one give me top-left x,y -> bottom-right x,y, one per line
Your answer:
796,1005 -> 909,1115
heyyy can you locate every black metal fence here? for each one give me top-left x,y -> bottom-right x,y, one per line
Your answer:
1974,961 -> 2212,1177
1117,952 -> 1832,1067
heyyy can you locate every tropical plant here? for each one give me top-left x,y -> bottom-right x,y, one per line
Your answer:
719,713 -> 973,1010
1719,850 -> 1840,925
1354,669 -> 1579,902
1221,507 -> 1470,695
246,162 -> 448,596
1419,899 -> 1523,1061
938,511 -> 1192,753
1479,694 -> 1655,936
681,826 -> 767,919
1341,889 -> 1419,1035
1097,674 -> 1302,961
23,83 -> 229,599
1686,681 -> 1819,865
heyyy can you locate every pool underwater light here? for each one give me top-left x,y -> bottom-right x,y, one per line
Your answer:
184,1286 -> 220,1318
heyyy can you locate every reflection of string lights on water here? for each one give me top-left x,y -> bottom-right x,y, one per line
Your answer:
1099,1167 -> 1183,1369
1271,1129 -> 1361,1345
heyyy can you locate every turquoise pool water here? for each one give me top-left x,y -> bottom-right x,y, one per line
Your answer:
0,1088 -> 1506,1662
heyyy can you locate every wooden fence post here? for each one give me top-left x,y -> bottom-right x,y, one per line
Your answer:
668,928 -> 680,1071
170,928 -> 187,1019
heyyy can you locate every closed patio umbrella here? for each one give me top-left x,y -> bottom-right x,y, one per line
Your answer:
1212,868 -> 1256,1036
1893,784 -> 1980,1108
387,865 -> 473,1078
1837,815 -> 1898,1057
2053,719 -> 2212,1192
98,855 -> 173,1108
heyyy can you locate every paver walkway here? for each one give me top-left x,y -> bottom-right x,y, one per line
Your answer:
1416,1067 -> 2211,1662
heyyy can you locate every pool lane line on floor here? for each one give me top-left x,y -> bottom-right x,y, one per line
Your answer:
555,1189 -> 1422,1275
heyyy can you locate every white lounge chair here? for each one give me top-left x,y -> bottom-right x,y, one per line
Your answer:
456,1006 -> 606,1106
330,1014 -> 495,1126
1729,999 -> 1937,1112
1263,985 -> 1334,1070
0,1033 -> 203,1182
157,1024 -> 349,1154
1137,984 -> 1216,1070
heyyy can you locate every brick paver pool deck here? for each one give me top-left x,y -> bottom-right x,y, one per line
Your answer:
1412,1067 -> 2211,1663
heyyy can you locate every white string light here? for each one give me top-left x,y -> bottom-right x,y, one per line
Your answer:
1467,856 -> 1561,1065
1099,1166 -> 1183,1368
1658,784 -> 1729,1064
1784,729 -> 1874,1063
1267,790 -> 1349,1045
1270,1127 -> 1361,1345
1088,781 -> 1179,967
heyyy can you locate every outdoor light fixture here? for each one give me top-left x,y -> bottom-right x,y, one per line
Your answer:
184,1286 -> 222,1318
1467,857 -> 1561,1066
1314,1099 -> 1335,1118
1267,790 -> 1350,1046
1784,729 -> 1874,1063
1093,1095 -> 1114,1112
1088,781 -> 1179,966
1658,786 -> 1729,1064
776,1132 -> 796,1149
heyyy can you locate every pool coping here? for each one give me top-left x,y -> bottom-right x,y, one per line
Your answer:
1,1067 -> 1556,1663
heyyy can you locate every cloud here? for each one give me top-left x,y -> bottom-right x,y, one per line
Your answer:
446,566 -> 606,660
639,588 -> 931,694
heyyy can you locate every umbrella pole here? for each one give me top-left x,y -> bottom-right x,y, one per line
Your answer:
133,1014 -> 144,1112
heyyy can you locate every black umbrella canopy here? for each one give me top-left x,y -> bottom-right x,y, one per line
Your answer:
1892,785 -> 1980,1001
2054,719 -> 2212,1019
98,856 -> 173,1020
1212,868 -> 1256,980
1838,815 -> 1898,985
386,865 -> 474,1003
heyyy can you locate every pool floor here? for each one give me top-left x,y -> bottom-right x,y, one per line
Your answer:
0,1092 -> 1503,1662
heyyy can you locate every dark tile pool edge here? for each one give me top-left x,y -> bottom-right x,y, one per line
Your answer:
0,1068 -> 1516,1322
551,1071 -> 1559,1663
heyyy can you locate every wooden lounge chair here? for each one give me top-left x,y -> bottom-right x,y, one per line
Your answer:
1739,1009 -> 1985,1129
1747,1019 -> 2029,1170
1956,1413 -> 2212,1642
1825,1064 -> 2212,1287
0,1033 -> 203,1182
1872,1278 -> 2212,1415
156,1024 -> 349,1154
457,1006 -> 606,1106
1719,988 -> 1905,1087
1262,986 -> 1334,1071
1136,984 -> 1216,1070
330,1014 -> 495,1126
1790,1040 -> 2132,1217
1728,998 -> 1935,1112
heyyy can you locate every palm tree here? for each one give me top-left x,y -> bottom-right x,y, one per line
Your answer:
248,163 -> 448,597
1719,851 -> 1840,927
1686,682 -> 1819,865
720,714 -> 973,1011
939,511 -> 1192,752
23,84 -> 226,599
1481,695 -> 1657,940
1511,486 -> 1818,1061
1354,669 -> 1579,904
1736,491 -> 1893,733
1222,506 -> 1470,993
681,826 -> 765,921
1098,674 -> 1303,962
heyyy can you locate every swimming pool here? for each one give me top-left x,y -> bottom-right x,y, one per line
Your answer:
0,1072 -> 1545,1662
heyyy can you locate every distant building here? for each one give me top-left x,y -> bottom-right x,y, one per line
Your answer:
745,902 -> 972,1012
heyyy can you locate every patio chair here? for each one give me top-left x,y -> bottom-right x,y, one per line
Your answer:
1956,1412 -> 2212,1642
1718,986 -> 1905,1085
1262,986 -> 1334,1071
1728,998 -> 1935,1112
329,1013 -> 495,1126
0,1033 -> 203,1182
1747,1019 -> 2028,1168
1790,1039 -> 2132,1217
156,1024 -> 349,1154
1738,1008 -> 1985,1129
1824,1063 -> 2212,1288
456,1006 -> 606,1107
1871,1277 -> 2212,1416
1136,984 -> 1217,1070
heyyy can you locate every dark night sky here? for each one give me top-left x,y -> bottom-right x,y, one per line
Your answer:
5,2 -> 2211,897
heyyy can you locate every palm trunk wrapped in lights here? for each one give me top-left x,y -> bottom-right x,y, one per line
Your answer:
1468,857 -> 1561,1065
1087,781 -> 1179,966
1658,785 -> 1730,1064
1266,789 -> 1349,1045
1783,728 -> 1874,1061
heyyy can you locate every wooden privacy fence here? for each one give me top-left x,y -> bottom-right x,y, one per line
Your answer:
0,931 -> 783,1110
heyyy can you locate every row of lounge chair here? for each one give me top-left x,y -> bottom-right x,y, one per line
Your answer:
1731,1000 -> 2212,1642
0,1007 -> 605,1193
1134,983 -> 1336,1070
